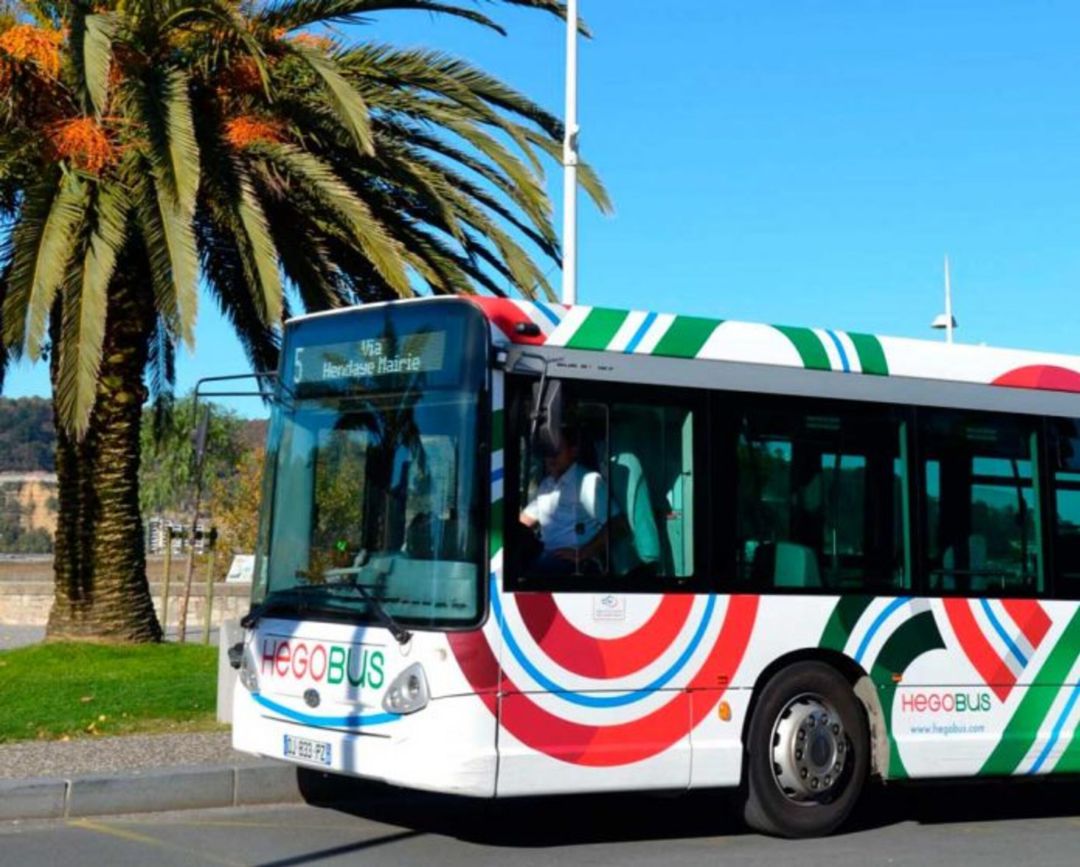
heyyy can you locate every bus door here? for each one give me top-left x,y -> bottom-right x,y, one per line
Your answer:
496,377 -> 702,794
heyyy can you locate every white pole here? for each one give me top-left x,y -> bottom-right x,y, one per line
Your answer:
561,0 -> 579,306
944,254 -> 953,344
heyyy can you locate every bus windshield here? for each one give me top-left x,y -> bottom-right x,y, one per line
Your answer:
255,301 -> 487,629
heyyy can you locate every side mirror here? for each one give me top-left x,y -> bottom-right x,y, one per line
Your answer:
530,379 -> 564,456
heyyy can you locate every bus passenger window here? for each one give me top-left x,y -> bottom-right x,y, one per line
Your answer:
514,382 -> 696,587
1049,419 -> 1080,598
920,412 -> 1042,596
734,403 -> 908,593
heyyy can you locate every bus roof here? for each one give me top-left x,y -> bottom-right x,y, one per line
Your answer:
467,296 -> 1080,397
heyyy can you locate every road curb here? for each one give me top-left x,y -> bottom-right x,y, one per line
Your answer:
0,761 -> 304,821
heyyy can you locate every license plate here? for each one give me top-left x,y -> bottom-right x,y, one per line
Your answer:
283,735 -> 332,766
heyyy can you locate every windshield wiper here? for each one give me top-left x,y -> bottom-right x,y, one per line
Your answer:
241,568 -> 412,645
319,567 -> 412,645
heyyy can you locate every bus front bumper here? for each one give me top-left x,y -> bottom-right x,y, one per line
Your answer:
232,688 -> 497,797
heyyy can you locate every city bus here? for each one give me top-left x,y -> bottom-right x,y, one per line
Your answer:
231,295 -> 1080,837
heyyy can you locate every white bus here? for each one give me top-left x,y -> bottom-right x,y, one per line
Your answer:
232,296 -> 1080,837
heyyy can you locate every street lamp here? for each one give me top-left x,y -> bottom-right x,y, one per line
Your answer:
561,0 -> 579,306
930,255 -> 957,344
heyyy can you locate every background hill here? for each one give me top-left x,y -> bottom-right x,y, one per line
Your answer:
0,398 -> 54,473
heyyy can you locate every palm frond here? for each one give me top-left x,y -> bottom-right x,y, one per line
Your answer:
2,171 -> 89,360
286,43 -> 375,156
79,11 -> 116,117
234,164 -> 283,325
343,44 -> 562,141
131,66 -> 201,346
54,182 -> 128,436
196,217 -> 281,375
523,128 -> 613,214
0,259 -> 9,395
254,142 -> 410,294
259,1 -> 505,34
147,315 -> 177,430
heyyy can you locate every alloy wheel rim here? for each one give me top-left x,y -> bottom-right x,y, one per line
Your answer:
769,692 -> 850,805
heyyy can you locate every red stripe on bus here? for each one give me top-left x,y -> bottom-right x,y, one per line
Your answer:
943,598 -> 1015,702
466,297 -> 549,345
1001,598 -> 1051,650
451,595 -> 759,767
513,594 -> 696,679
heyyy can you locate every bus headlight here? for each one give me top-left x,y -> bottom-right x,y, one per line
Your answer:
238,644 -> 260,694
382,663 -> 429,715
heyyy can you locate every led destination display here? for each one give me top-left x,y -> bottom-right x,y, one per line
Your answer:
294,331 -> 448,387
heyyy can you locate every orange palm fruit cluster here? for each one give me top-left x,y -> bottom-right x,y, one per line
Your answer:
0,24 -> 64,79
225,116 -> 286,148
289,32 -> 335,53
48,117 -> 118,173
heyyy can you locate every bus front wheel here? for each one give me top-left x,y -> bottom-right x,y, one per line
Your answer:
741,661 -> 868,838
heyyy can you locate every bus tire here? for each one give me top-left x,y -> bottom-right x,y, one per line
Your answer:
741,661 -> 868,838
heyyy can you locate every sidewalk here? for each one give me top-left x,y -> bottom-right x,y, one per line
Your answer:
0,730 -> 306,821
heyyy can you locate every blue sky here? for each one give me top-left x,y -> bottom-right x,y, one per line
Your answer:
7,1 -> 1080,414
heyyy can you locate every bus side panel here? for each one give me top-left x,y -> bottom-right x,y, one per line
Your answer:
892,598 -> 1080,781
490,588 -> 694,795
687,596 -> 837,789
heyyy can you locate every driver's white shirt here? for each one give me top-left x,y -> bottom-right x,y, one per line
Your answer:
523,462 -> 613,552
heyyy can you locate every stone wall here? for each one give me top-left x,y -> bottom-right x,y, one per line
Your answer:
0,580 -> 252,627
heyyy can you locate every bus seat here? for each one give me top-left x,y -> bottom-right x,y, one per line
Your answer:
752,541 -> 822,588
609,451 -> 662,575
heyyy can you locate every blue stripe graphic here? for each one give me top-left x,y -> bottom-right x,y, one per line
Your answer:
824,330 -> 851,373
980,598 -> 1028,668
532,301 -> 561,327
491,574 -> 713,707
492,466 -> 504,484
1028,682 -> 1080,774
624,312 -> 658,354
854,597 -> 912,665
253,693 -> 400,729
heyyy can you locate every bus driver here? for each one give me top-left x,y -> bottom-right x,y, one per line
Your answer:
519,427 -> 621,574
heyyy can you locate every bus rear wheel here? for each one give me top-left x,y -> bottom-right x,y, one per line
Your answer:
742,661 -> 868,838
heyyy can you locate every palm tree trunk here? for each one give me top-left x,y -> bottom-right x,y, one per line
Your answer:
45,274 -> 163,643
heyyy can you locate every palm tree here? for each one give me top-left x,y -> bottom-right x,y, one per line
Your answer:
0,0 -> 608,642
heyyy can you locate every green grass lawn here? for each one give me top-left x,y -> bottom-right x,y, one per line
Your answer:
0,642 -> 223,743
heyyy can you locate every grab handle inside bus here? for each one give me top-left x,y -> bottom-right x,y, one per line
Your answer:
530,378 -> 564,456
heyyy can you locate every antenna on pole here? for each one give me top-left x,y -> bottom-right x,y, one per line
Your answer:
561,0 -> 579,306
944,254 -> 954,344
931,254 -> 958,343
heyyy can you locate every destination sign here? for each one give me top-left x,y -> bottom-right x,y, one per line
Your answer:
294,331 -> 448,386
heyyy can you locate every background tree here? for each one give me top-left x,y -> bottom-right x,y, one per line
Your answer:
139,395 -> 246,518
207,443 -> 264,577
0,0 -> 608,642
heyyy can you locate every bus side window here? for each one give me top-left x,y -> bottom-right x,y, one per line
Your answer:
1050,419 -> 1080,599
513,380 -> 696,589
920,411 -> 1042,596
608,403 -> 695,580
734,400 -> 908,593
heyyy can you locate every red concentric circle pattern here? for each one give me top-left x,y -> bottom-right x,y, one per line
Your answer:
448,594 -> 759,767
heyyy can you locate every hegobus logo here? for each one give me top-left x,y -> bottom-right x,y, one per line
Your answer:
261,639 -> 384,689
900,691 -> 992,714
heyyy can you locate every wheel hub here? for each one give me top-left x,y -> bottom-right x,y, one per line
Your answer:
770,693 -> 848,803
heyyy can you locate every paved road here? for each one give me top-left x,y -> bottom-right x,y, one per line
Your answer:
0,625 -> 44,649
4,777 -> 1080,866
